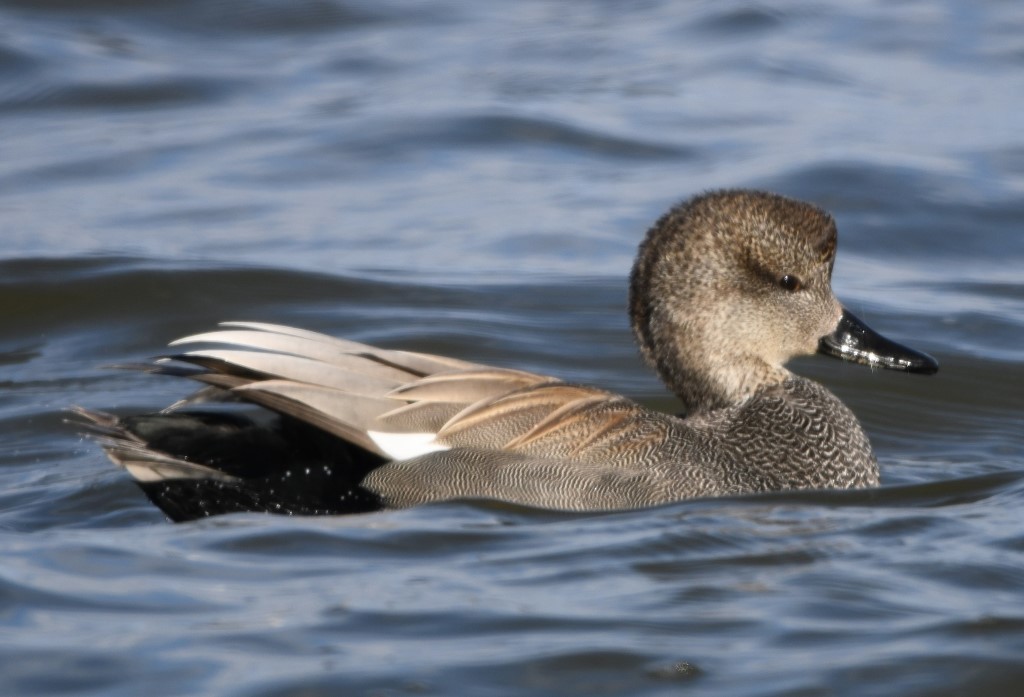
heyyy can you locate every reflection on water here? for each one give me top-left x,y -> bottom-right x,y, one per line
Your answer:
1,1 -> 1023,695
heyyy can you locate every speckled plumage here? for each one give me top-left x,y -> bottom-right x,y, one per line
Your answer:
78,189 -> 937,521
364,377 -> 876,510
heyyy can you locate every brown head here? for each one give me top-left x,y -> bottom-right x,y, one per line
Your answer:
629,190 -> 845,413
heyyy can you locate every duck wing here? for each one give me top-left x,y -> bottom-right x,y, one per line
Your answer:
93,322 -> 693,512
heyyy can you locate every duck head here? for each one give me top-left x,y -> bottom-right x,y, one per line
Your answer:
629,190 -> 937,414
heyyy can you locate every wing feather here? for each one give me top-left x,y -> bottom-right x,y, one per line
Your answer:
232,381 -> 397,456
113,323 -> 675,472
217,322 -> 485,374
386,368 -> 550,403
177,349 -> 403,395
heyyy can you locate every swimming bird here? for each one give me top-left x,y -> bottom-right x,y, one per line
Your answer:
77,190 -> 938,522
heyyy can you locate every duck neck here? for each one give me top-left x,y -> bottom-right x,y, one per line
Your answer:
657,341 -> 790,414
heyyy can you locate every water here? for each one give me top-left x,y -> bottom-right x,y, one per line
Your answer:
2,0 -> 1023,694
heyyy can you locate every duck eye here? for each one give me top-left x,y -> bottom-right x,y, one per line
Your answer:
779,274 -> 802,292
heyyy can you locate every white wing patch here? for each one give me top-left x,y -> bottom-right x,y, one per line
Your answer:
123,463 -> 169,482
367,431 -> 451,461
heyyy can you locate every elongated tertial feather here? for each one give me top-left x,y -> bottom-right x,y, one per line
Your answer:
386,368 -> 550,403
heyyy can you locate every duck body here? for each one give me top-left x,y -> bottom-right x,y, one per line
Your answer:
366,376 -> 876,511
79,190 -> 936,522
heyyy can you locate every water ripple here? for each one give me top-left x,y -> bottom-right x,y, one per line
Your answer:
2,1 -> 1023,694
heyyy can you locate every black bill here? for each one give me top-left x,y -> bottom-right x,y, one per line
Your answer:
818,309 -> 938,375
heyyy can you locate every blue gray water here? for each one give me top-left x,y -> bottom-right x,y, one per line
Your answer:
2,1 -> 1023,695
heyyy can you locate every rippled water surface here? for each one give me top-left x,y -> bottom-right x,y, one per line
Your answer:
2,1 -> 1023,695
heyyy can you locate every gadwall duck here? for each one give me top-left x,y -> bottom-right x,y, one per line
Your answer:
78,190 -> 938,522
